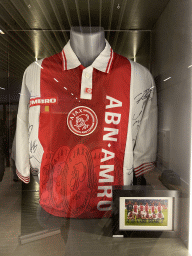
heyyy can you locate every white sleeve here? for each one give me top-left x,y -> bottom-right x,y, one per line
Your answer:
131,61 -> 157,177
15,68 -> 31,183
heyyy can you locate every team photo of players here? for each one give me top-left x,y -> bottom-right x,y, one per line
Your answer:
125,199 -> 168,226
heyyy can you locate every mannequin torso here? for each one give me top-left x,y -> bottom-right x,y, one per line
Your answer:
70,26 -> 106,67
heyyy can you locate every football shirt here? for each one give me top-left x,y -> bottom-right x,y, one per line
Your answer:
15,40 -> 157,218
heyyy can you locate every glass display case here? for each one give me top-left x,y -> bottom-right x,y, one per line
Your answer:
0,1 -> 191,255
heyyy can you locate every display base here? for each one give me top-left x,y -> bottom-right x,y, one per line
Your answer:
19,229 -> 61,244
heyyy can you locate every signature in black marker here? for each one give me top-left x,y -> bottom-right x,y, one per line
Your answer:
29,155 -> 41,163
29,140 -> 38,154
133,104 -> 145,121
28,125 -> 33,138
134,88 -> 153,104
127,167 -> 133,176
133,120 -> 140,127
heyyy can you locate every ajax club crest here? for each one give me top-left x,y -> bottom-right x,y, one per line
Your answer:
67,106 -> 98,136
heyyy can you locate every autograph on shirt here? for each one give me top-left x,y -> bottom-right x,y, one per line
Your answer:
133,87 -> 154,126
28,124 -> 40,164
30,140 -> 38,154
134,88 -> 153,105
28,125 -> 33,138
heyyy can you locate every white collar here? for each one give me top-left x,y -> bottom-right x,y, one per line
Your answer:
61,39 -> 114,73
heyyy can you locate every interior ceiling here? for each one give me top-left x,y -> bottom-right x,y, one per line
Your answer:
0,0 -> 170,93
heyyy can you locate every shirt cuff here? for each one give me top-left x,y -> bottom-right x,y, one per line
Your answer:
134,162 -> 155,177
16,169 -> 30,183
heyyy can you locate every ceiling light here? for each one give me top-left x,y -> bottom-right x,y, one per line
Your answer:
54,78 -> 59,82
163,77 -> 171,82
0,30 -> 5,35
0,87 -> 5,90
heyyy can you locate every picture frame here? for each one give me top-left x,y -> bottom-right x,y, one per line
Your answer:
112,186 -> 180,238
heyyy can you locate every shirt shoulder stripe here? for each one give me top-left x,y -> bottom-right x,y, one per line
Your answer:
105,48 -> 114,73
61,50 -> 67,70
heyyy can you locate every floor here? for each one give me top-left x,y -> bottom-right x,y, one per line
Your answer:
0,167 -> 190,256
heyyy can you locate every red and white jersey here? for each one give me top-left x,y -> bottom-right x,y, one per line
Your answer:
152,213 -> 157,219
157,204 -> 162,212
151,205 -> 155,213
145,204 -> 149,212
133,205 -> 138,213
15,40 -> 157,218
136,213 -> 142,219
157,212 -> 164,219
128,211 -> 133,218
145,212 -> 150,219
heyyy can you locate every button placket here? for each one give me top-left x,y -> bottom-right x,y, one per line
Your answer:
85,73 -> 90,79
80,67 -> 93,100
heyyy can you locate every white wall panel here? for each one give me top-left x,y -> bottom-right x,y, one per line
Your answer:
152,0 -> 192,182
151,0 -> 192,247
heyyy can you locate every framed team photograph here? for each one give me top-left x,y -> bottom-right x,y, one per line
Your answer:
120,197 -> 172,230
112,186 -> 180,238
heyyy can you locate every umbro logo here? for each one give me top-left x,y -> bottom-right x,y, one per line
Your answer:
30,97 -> 57,107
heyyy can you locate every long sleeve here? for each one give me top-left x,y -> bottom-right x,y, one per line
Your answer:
15,69 -> 31,183
130,61 -> 157,177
